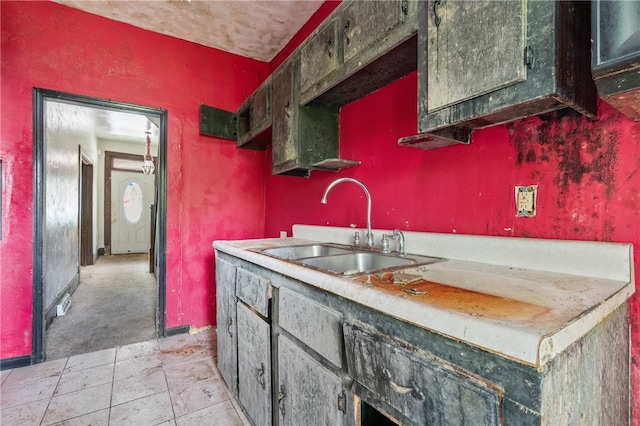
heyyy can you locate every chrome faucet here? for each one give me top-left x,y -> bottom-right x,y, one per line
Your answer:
392,229 -> 405,256
381,229 -> 405,256
321,177 -> 374,247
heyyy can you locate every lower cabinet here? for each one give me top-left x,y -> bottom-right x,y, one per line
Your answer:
215,257 -> 238,397
237,302 -> 272,426
215,252 -> 629,426
277,335 -> 348,426
344,321 -> 502,426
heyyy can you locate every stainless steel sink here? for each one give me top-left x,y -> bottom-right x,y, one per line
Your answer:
299,252 -> 420,275
258,243 -> 443,276
261,244 -> 353,259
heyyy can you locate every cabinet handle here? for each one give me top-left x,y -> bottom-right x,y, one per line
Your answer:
256,363 -> 266,390
337,389 -> 347,414
278,384 -> 287,418
433,0 -> 442,27
326,37 -> 333,59
226,317 -> 233,338
381,368 -> 425,401
343,19 -> 351,46
285,101 -> 291,119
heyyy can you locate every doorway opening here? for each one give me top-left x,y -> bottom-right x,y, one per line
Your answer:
32,88 -> 167,363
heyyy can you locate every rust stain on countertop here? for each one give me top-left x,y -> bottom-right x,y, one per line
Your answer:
354,274 -> 551,321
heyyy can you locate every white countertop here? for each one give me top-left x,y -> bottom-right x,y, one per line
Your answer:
214,225 -> 634,368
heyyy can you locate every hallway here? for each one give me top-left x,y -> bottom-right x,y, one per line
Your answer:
46,254 -> 157,361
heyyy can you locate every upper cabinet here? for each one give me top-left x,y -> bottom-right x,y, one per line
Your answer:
300,0 -> 420,107
299,19 -> 340,96
271,55 -> 358,177
236,77 -> 272,149
400,0 -> 597,149
592,0 -> 640,120
426,1 -> 526,111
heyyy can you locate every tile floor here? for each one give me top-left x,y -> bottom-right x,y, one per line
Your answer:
0,329 -> 250,426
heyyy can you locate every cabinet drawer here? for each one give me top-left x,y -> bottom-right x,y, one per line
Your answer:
236,268 -> 271,317
299,19 -> 339,94
344,322 -> 502,426
279,287 -> 342,368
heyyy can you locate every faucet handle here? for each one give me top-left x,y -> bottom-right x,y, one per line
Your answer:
381,234 -> 391,254
353,232 -> 361,246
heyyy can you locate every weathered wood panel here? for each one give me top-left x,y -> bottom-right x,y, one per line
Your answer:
215,257 -> 238,397
427,0 -> 526,111
299,19 -> 339,94
271,59 -> 296,169
236,267 -> 271,317
344,321 -> 502,426
277,335 -> 348,426
237,302 -> 272,426
279,287 -> 343,368
342,0 -> 405,64
540,304 -> 630,425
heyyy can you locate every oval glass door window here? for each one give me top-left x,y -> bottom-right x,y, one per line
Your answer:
123,181 -> 143,223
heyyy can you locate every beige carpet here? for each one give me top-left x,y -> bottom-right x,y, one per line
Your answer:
45,254 -> 157,361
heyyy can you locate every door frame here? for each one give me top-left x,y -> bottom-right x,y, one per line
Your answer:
79,148 -> 94,266
32,88 -> 168,364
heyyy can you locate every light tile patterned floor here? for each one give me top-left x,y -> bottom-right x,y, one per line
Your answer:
0,329 -> 250,426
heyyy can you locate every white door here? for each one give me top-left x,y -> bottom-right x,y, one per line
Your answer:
111,171 -> 154,254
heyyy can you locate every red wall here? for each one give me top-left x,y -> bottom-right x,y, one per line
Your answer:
0,1 -> 268,358
264,72 -> 640,419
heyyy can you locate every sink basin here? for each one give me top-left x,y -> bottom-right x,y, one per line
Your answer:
299,252 -> 417,274
258,243 -> 443,276
261,244 -> 353,259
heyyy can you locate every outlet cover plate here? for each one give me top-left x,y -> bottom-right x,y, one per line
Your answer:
516,185 -> 537,217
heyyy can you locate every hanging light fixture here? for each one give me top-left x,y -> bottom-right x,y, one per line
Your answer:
141,122 -> 155,175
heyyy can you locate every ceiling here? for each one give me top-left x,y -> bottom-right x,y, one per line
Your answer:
53,0 -> 324,62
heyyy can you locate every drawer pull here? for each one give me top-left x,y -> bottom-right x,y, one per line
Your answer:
226,317 -> 233,338
256,363 -> 266,389
382,368 -> 425,401
278,384 -> 287,418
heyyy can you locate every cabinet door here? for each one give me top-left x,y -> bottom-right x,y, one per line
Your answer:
250,81 -> 270,131
215,257 -> 238,397
272,60 -> 296,169
277,335 -> 348,426
345,322 -> 501,426
342,0 -> 407,63
237,302 -> 272,426
299,19 -> 339,94
427,0 -> 526,111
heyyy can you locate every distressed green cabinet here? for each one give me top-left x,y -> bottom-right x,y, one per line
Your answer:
277,335 -> 348,426
345,322 -> 502,426
400,0 -> 597,149
271,56 -> 357,177
299,19 -> 340,96
215,257 -> 238,397
300,0 -> 420,107
235,267 -> 272,426
237,302 -> 272,426
236,77 -> 271,149
215,247 -> 629,425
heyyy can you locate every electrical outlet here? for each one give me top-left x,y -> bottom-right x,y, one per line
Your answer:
516,185 -> 537,217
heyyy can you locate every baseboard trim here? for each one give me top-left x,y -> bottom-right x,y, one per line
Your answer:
1,355 -> 31,371
44,272 -> 80,326
166,325 -> 190,336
